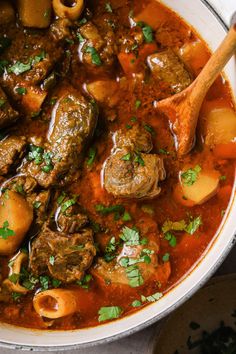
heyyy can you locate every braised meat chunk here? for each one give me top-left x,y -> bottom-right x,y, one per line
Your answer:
147,48 -> 192,94
80,21 -> 116,67
30,226 -> 96,283
22,89 -> 98,187
104,148 -> 165,198
0,86 -> 19,128
114,124 -> 153,153
0,136 -> 26,175
104,125 -> 165,198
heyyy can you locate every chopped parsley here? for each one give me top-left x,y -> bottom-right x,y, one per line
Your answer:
105,2 -> 113,12
76,274 -> 92,289
15,87 -> 27,95
61,198 -> 77,213
87,147 -> 97,166
0,221 -> 15,240
185,216 -> 202,235
164,232 -> 177,247
121,152 -> 132,161
9,273 -> 20,284
126,265 -> 144,287
98,306 -> 122,322
0,60 -> 8,74
135,99 -> 142,109
162,253 -> 170,262
144,124 -> 155,135
159,148 -> 170,155
134,152 -> 145,166
8,51 -> 46,75
142,25 -> 153,43
162,216 -> 202,247
181,165 -> 201,186
51,278 -> 61,288
12,292 -> 22,301
77,32 -> 85,43
122,211 -> 132,222
0,98 -> 6,107
104,236 -> 118,262
49,255 -> 55,266
120,226 -> 140,246
33,201 -> 42,209
95,204 -> 125,221
39,275 -> 50,290
220,175 -> 227,181
162,219 -> 187,234
85,46 -> 102,66
141,292 -> 163,303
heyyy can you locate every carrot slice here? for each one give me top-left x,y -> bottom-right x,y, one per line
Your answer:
118,43 -> 158,76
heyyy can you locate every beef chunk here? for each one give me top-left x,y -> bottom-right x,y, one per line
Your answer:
104,148 -> 165,199
22,89 -> 98,187
0,28 -> 65,115
104,125 -> 165,199
147,48 -> 192,94
29,226 -> 96,283
0,136 -> 26,175
80,21 -> 116,67
50,19 -> 71,42
56,203 -> 88,234
3,175 -> 37,194
0,86 -> 19,129
114,124 -> 153,153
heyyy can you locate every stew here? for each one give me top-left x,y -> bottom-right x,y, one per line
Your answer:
0,0 -> 235,330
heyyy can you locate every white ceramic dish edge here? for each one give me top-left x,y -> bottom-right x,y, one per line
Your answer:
0,0 -> 235,350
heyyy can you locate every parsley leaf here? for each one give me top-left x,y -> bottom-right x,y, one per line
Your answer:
185,216 -> 202,235
15,87 -> 27,95
181,165 -> 202,186
76,274 -> 92,289
141,292 -> 163,303
49,255 -> 55,266
98,306 -> 122,322
105,2 -> 113,13
85,46 -> 102,66
164,232 -> 177,247
120,226 -> 140,246
126,265 -> 144,287
61,198 -> 77,213
142,25 -> 153,43
87,147 -> 97,166
162,220 -> 187,233
132,300 -> 142,307
0,221 -> 15,240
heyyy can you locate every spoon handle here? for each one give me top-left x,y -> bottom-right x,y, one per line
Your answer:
191,24 -> 236,103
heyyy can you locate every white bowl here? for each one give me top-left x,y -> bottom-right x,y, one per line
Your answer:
1,0 -> 235,350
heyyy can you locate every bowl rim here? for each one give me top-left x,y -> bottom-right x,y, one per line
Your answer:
0,1 -> 235,351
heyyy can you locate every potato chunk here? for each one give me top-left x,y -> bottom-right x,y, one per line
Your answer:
178,169 -> 220,206
17,0 -> 52,28
178,40 -> 210,75
0,191 -> 33,255
202,108 -> 236,146
86,80 -> 119,107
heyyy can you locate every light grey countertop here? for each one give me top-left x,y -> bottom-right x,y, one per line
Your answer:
1,0 -> 236,353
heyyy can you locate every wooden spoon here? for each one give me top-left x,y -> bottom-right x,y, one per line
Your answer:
157,22 -> 236,156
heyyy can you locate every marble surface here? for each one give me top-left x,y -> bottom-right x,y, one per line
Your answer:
1,0 -> 236,353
